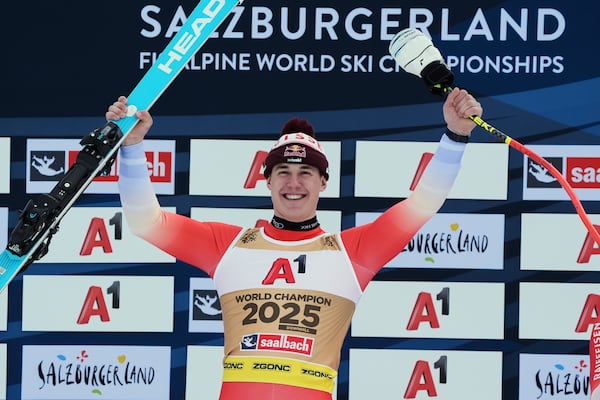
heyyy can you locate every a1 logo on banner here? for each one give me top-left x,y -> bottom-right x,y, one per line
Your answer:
26,138 -> 175,194
354,141 -> 508,200
520,282 -> 600,340
189,139 -> 340,197
35,207 -> 175,263
521,213 -> 600,271
352,281 -> 504,339
349,349 -> 502,400
22,275 -> 174,332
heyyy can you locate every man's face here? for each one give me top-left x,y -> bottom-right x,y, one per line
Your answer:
267,163 -> 327,222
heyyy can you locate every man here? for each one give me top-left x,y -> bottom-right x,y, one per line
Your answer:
107,87 -> 482,400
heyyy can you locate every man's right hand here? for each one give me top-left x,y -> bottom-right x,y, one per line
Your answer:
105,96 -> 153,146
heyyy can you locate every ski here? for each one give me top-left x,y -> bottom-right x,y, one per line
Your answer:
0,0 -> 243,293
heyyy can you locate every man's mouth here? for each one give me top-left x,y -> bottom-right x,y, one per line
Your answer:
284,194 -> 304,200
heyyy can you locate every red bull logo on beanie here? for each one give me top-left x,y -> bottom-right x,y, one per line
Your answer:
284,144 -> 307,160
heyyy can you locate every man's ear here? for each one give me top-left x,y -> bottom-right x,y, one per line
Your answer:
320,176 -> 327,192
266,176 -> 272,189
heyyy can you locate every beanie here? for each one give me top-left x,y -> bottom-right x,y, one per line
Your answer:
263,117 -> 329,180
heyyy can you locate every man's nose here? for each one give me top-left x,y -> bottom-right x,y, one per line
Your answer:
286,173 -> 302,187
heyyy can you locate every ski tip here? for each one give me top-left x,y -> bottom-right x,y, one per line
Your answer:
0,250 -> 29,293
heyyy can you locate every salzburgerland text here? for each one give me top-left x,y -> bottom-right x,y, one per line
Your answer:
403,230 -> 489,255
37,361 -> 156,389
138,5 -> 567,76
140,5 -> 565,42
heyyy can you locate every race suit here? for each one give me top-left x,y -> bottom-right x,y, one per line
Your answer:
118,133 -> 466,400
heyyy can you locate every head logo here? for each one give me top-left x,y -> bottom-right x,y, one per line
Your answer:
157,0 -> 227,75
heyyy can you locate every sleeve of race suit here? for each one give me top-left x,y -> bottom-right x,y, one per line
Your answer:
341,132 -> 467,289
117,143 -> 241,276
117,143 -> 162,236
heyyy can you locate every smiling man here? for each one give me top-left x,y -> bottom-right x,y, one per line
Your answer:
263,120 -> 329,226
107,86 -> 481,400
